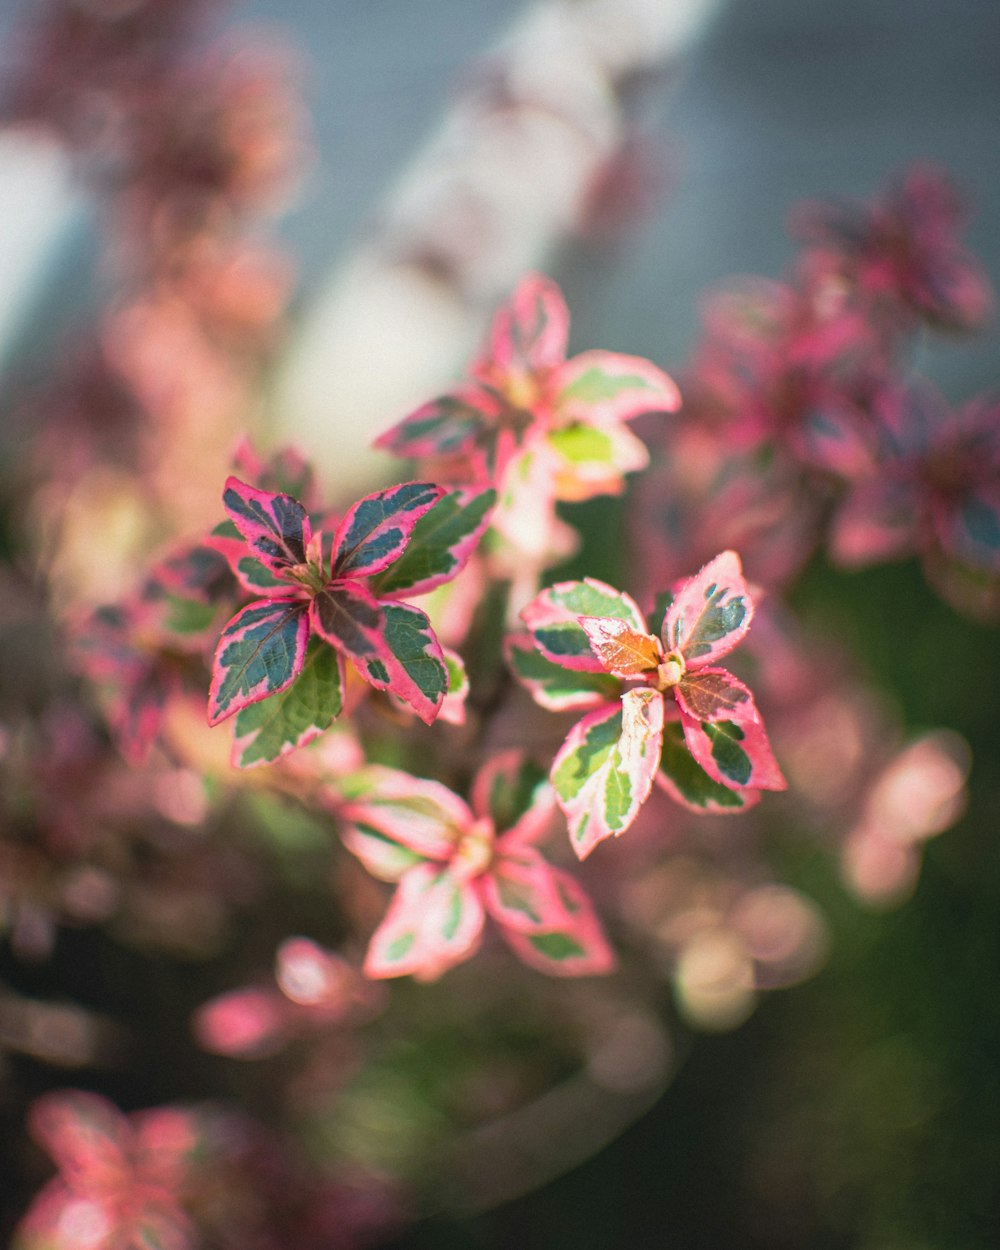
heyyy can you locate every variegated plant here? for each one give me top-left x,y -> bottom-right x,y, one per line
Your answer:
510,551 -> 786,858
376,272 -> 681,565
338,753 -> 614,979
207,475 -> 494,762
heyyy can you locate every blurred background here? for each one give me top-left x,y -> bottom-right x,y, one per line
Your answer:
2,1 -> 1000,1247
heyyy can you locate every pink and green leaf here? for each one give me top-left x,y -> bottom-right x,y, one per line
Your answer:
231,640 -> 344,768
471,750 -> 550,835
211,533 -> 296,596
311,579 -> 388,679
331,481 -> 443,579
655,721 -> 761,813
232,437 -> 318,507
674,666 -> 755,723
545,420 -> 650,500
144,542 -> 236,641
499,870 -> 615,977
340,768 -> 471,868
521,578 -> 647,673
364,864 -> 485,980
222,476 -> 311,572
150,542 -> 230,602
378,601 -> 449,724
579,615 -> 661,677
371,486 -> 496,598
550,688 -> 664,859
315,585 -> 447,723
438,646 -> 469,726
112,669 -> 175,766
680,706 -> 787,793
482,847 -> 570,933
374,388 -> 498,460
482,272 -> 569,376
554,349 -> 681,425
506,632 -> 621,712
208,600 -> 310,726
662,550 -> 753,666
342,824 -> 433,883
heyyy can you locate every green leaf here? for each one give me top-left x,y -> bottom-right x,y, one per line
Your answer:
550,689 -> 664,858
522,578 -> 647,671
232,641 -> 343,767
702,718 -> 752,785
381,601 -> 448,722
527,931 -> 586,960
506,633 -> 620,712
657,721 -> 754,812
162,594 -> 217,636
371,487 -> 496,598
546,423 -> 616,465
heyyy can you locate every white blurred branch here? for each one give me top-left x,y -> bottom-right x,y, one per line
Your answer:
0,132 -> 80,373
275,0 -> 725,494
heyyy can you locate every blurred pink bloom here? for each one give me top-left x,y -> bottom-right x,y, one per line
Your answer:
16,1090 -> 202,1250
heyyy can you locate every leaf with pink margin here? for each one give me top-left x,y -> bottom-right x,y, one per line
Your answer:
579,615 -> 661,678
364,864 -> 485,979
662,550 -> 753,666
506,632 -> 621,713
675,666 -> 755,723
371,486 -> 496,599
331,481 -> 443,579
471,750 -> 551,835
546,419 -> 651,501
231,437 -> 318,508
481,272 -> 569,377
379,601 -> 449,724
554,349 -> 681,425
679,703 -> 786,792
231,640 -> 343,768
71,601 -> 177,763
340,768 -> 471,872
656,721 -> 761,814
147,544 -> 226,603
311,579 -> 388,674
482,846 -> 571,933
438,646 -> 469,726
113,668 -> 175,766
209,533 -> 294,597
522,578 -> 647,674
208,599 -> 310,725
550,688 -> 664,859
313,585 -> 447,722
222,476 -> 311,573
374,387 -> 500,460
499,869 -> 615,976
